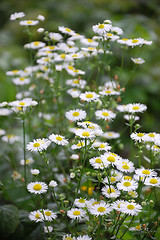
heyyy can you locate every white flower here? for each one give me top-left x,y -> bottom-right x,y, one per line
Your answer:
29,210 -> 43,222
91,141 -> 111,152
144,177 -> 160,187
65,109 -> 86,122
102,185 -> 120,198
27,181 -> 48,194
31,169 -> 40,175
80,91 -> 99,102
120,202 -> 142,216
67,88 -> 81,98
117,179 -> 138,192
71,140 -> 88,150
101,152 -> 120,166
20,157 -> 34,166
131,57 -> 145,64
80,38 -> 98,47
129,225 -> 142,231
92,23 -> 112,35
89,156 -> 109,169
58,26 -> 75,35
127,103 -> 147,113
37,28 -> 45,33
49,32 -> 63,41
49,180 -> 57,187
111,200 -> 126,211
143,132 -> 159,143
130,132 -> 146,142
27,138 -> 51,152
74,128 -> 95,139
37,15 -> 45,21
24,41 -> 46,49
124,114 -> 140,121
44,226 -> 53,233
19,20 -> 39,26
9,98 -> 38,108
89,202 -> 112,216
41,209 -> 57,221
70,154 -> 79,160
12,77 -> 30,85
0,129 -> 5,136
127,38 -> 145,47
77,235 -> 92,240
95,109 -> 116,121
111,26 -> 123,35
66,79 -> 86,88
103,131 -> 120,139
2,134 -> 20,144
49,134 -> 69,146
10,12 -> 25,21
62,234 -> 76,240
135,168 -> 157,178
116,159 -> 135,173
67,208 -> 86,220
74,198 -> 88,208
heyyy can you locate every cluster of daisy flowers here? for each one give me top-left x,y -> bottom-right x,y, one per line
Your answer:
2,12 -> 159,240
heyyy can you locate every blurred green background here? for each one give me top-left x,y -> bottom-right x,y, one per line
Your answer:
0,0 -> 160,132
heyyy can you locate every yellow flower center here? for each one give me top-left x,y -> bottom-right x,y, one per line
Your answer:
142,170 -> 151,175
127,204 -> 135,210
19,102 -> 26,106
153,145 -> 160,149
45,211 -> 51,216
72,54 -> 78,58
95,158 -> 102,163
97,207 -> 106,212
20,77 -> 25,81
77,142 -> 84,147
128,191 -> 136,197
49,46 -> 55,50
149,179 -> 158,184
68,65 -> 75,70
137,133 -> 144,137
86,93 -> 93,98
132,106 -> 140,110
56,136 -> 63,141
102,112 -> 109,117
65,28 -> 71,32
99,144 -> 105,148
107,33 -> 113,37
73,79 -> 79,84
107,188 -> 115,194
122,38 -> 128,41
33,41 -> 40,46
12,70 -> 19,73
122,164 -> 129,170
35,213 -> 41,219
60,54 -> 66,59
73,210 -> 81,216
124,176 -> 132,180
123,182 -> 131,187
78,198 -> 85,203
110,177 -> 116,182
107,156 -> 115,162
82,131 -> 90,137
72,112 -> 80,117
33,142 -> 40,148
135,225 -> 141,230
27,20 -> 33,24
33,184 -> 42,191
92,201 -> 99,206
98,24 -> 105,29
132,39 -> 139,43
87,38 -> 93,42
65,237 -> 73,240
105,90 -> 112,93
26,159 -> 31,164
148,133 -> 155,138
88,47 -> 95,50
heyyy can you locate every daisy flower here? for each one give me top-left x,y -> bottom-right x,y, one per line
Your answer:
116,159 -> 135,173
77,236 -> 92,240
74,198 -> 88,208
27,181 -> 48,194
6,69 -> 21,76
124,114 -> 140,122
49,134 -> 69,146
41,209 -> 57,221
58,26 -> 75,35
67,88 -> 81,98
65,109 -> 87,122
130,132 -> 146,142
129,225 -> 142,231
117,179 -> 138,192
104,33 -> 119,41
146,144 -> 160,152
135,168 -> 157,178
66,79 -> 86,88
103,131 -> 120,139
49,180 -> 58,187
120,202 -> 142,216
99,89 -> 120,96
74,128 -> 95,139
49,32 -> 63,41
71,140 -> 87,150
92,23 -> 112,35
89,156 -> 109,169
20,157 -> 34,166
89,202 -> 112,216
44,226 -> 53,233
102,185 -> 120,198
29,210 -> 43,222
24,41 -> 46,49
91,141 -> 111,152
80,38 -> 98,47
80,91 -> 99,102
67,208 -> 86,221
27,138 -> 51,152
103,171 -> 123,184
86,199 -> 105,209
127,38 -> 144,47
10,12 -> 25,21
0,108 -> 12,116
12,171 -> 21,180
101,152 -> 120,166
128,191 -> 138,198
12,77 -> 30,85
62,234 -> 76,240
144,177 -> 160,187
2,134 -> 20,144
9,98 -> 38,108
143,132 -> 159,143
131,57 -> 145,64
111,26 -> 123,35
37,14 -> 45,21
19,20 -> 39,26
111,200 -> 126,211
127,103 -> 147,113
0,129 -> 5,136
95,109 -> 116,121
31,169 -> 40,175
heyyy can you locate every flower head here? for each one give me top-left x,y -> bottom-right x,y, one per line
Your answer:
27,181 -> 48,194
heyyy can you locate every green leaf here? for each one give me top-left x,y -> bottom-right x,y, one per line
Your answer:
0,204 -> 19,237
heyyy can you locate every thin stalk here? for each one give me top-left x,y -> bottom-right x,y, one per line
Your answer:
120,216 -> 134,239
22,118 -> 27,185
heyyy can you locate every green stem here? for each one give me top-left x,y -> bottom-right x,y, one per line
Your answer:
120,216 -> 134,239
22,118 -> 27,185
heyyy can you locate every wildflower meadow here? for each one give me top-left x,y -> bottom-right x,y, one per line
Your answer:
0,11 -> 160,240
